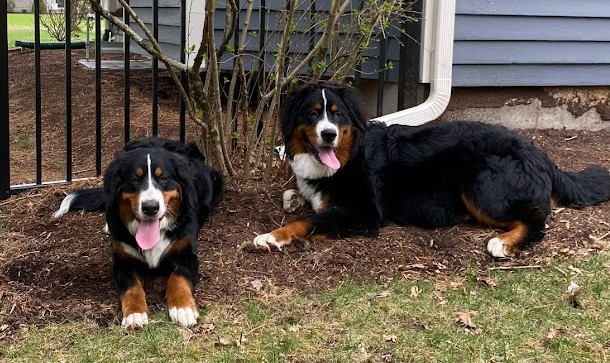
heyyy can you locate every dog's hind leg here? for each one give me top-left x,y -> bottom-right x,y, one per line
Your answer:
461,194 -> 547,258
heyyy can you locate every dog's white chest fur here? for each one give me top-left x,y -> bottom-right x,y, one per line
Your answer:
118,232 -> 172,268
290,153 -> 337,180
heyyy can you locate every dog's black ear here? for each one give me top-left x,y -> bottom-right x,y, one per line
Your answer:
102,157 -> 124,213
280,82 -> 315,139
324,82 -> 368,131
173,156 -> 198,216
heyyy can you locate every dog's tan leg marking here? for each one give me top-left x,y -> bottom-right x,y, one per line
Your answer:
166,273 -> 198,327
461,194 -> 528,258
252,220 -> 314,251
121,277 -> 149,328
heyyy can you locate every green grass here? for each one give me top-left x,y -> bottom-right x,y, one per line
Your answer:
7,13 -> 54,46
3,255 -> 610,362
7,13 -> 101,47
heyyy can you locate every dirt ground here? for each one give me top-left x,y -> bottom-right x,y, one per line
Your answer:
1,49 -> 610,340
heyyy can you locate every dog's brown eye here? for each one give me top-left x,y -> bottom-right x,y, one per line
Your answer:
130,176 -> 141,184
309,111 -> 318,118
158,176 -> 169,185
335,111 -> 342,118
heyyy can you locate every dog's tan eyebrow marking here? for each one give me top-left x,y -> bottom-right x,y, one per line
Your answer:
313,102 -> 322,111
330,104 -> 338,112
136,168 -> 144,177
155,167 -> 163,177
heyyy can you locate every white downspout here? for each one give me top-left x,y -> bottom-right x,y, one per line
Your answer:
373,0 -> 456,126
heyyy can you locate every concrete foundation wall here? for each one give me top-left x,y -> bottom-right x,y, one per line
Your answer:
439,87 -> 610,131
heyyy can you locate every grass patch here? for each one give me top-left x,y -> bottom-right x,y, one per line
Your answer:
3,255 -> 610,362
7,13 -> 101,47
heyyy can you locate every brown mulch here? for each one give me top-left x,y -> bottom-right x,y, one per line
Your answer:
1,49 -> 610,340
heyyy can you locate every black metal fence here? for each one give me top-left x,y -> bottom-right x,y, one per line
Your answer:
0,0 -> 421,200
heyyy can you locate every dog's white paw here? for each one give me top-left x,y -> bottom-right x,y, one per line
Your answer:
487,237 -> 509,258
122,312 -> 149,328
252,233 -> 288,251
169,306 -> 199,327
283,189 -> 306,213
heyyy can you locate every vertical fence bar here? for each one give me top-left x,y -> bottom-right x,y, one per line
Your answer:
0,0 -> 10,199
179,0 -> 187,142
353,0 -> 363,88
152,0 -> 159,136
34,0 -> 42,184
95,12 -> 102,175
65,0 -> 73,182
398,0 -> 422,109
376,37 -> 387,117
124,0 -> 131,143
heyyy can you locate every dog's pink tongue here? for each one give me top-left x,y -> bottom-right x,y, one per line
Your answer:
135,219 -> 160,250
318,147 -> 341,169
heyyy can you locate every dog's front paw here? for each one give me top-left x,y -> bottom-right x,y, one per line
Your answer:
283,189 -> 306,213
122,312 -> 149,329
252,233 -> 290,251
169,306 -> 199,327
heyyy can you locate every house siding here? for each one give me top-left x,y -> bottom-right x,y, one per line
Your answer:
453,0 -> 610,86
129,0 -> 402,80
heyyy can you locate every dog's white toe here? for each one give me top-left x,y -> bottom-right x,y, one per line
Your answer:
487,237 -> 508,258
169,306 -> 199,327
283,189 -> 306,213
122,312 -> 149,328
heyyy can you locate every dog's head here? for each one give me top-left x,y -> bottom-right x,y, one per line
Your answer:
104,143 -> 194,250
280,82 -> 367,179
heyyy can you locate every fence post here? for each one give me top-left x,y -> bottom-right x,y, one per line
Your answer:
0,0 -> 10,200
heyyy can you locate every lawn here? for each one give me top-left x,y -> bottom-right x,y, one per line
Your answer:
2,255 -> 610,362
7,13 -> 100,47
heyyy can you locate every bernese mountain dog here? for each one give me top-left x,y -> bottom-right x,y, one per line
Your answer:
54,138 -> 223,328
250,82 -> 610,258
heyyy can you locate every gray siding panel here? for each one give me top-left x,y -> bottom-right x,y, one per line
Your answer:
455,15 -> 610,41
456,0 -> 610,18
131,0 -> 181,7
453,0 -> 610,86
132,8 -> 182,26
453,65 -> 610,87
454,41 -> 610,65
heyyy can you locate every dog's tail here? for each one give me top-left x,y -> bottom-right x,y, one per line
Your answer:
53,188 -> 105,218
552,164 -> 610,207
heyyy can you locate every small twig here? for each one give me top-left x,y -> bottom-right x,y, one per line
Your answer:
488,265 -> 542,271
564,135 -> 578,141
592,231 -> 610,243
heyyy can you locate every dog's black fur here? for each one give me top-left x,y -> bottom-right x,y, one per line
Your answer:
55,138 -> 223,328
251,82 -> 610,257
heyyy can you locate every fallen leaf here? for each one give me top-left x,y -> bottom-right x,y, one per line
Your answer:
249,279 -> 263,291
215,337 -> 234,347
383,334 -> 398,343
288,324 -> 300,332
397,263 -> 426,271
410,286 -> 421,298
454,310 -> 478,330
476,275 -> 497,288
433,291 -> 447,306
200,323 -> 215,334
567,281 -> 582,308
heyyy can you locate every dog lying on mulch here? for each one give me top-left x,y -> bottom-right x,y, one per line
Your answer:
54,138 -> 223,328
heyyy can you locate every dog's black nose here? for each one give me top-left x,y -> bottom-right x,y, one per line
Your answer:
142,200 -> 160,216
321,129 -> 337,143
